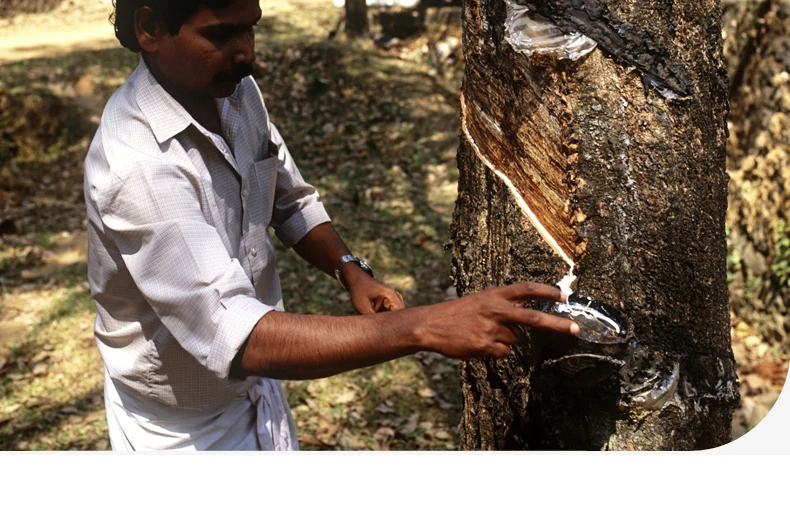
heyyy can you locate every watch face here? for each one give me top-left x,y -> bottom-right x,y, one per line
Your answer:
336,256 -> 373,287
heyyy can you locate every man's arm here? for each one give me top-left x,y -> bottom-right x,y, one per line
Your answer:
263,120 -> 403,313
291,222 -> 405,314
290,222 -> 351,277
231,282 -> 579,381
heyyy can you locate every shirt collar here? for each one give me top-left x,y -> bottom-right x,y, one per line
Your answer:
135,58 -> 193,144
133,58 -> 246,144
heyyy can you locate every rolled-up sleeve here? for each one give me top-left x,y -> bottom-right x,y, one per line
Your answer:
93,160 -> 273,381
268,122 -> 331,248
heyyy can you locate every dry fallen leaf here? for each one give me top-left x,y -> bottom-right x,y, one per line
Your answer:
419,421 -> 434,432
438,399 -> 455,410
337,429 -> 367,450
743,335 -> 761,349
376,402 -> 395,414
32,362 -> 48,376
402,413 -> 420,433
315,416 -> 339,447
333,389 -> 357,405
418,387 -> 437,398
752,361 -> 785,384
31,352 -> 49,364
298,433 -> 322,447
316,433 -> 337,447
3,404 -> 22,415
374,427 -> 396,450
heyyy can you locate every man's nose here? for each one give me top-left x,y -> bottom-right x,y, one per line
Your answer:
232,30 -> 255,64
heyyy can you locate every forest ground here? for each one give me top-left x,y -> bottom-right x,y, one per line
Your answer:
0,0 -> 785,450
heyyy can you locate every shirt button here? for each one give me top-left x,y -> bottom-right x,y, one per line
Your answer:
250,247 -> 257,256
242,188 -> 248,198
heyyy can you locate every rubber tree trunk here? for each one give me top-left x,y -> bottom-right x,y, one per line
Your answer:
449,0 -> 739,450
345,0 -> 369,37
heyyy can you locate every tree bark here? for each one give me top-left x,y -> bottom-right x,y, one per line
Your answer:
449,0 -> 739,450
345,0 -> 370,37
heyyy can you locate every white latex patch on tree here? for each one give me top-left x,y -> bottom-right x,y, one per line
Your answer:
460,93 -> 577,296
504,0 -> 597,61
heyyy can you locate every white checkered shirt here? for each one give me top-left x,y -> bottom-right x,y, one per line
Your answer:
84,59 -> 329,448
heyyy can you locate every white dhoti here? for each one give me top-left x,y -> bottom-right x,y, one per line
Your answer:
103,370 -> 299,451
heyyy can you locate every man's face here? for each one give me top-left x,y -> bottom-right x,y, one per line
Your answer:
153,0 -> 262,100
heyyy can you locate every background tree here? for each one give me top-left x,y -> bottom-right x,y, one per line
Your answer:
345,0 -> 370,37
449,0 -> 740,450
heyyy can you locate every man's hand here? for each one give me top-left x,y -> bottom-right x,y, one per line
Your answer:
411,282 -> 578,360
343,263 -> 405,314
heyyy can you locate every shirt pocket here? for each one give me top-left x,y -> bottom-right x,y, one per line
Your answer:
252,155 -> 279,227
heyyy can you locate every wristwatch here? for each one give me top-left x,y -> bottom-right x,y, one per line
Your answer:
335,255 -> 374,290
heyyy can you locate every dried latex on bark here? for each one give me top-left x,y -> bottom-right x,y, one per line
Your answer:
504,0 -> 596,61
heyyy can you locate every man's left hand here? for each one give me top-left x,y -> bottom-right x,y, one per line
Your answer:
344,266 -> 405,314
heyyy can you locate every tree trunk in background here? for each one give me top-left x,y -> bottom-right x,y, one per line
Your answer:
449,0 -> 739,450
345,0 -> 369,37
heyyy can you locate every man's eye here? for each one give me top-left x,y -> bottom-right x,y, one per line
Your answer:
206,29 -> 232,42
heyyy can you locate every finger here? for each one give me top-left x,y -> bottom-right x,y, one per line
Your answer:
377,296 -> 393,312
389,291 -> 405,310
499,281 -> 567,303
489,342 -> 511,360
504,308 -> 580,336
504,324 -> 527,345
491,323 -> 520,346
353,295 -> 376,315
375,291 -> 405,312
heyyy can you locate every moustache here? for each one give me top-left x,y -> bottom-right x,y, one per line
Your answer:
214,63 -> 254,84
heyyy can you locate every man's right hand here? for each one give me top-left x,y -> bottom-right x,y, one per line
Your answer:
235,281 -> 578,381
412,282 -> 579,361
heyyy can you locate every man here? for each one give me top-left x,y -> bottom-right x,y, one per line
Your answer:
84,0 -> 579,450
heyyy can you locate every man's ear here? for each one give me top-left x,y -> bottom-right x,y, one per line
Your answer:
134,7 -> 167,53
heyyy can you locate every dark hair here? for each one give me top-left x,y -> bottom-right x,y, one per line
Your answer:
111,0 -> 234,52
